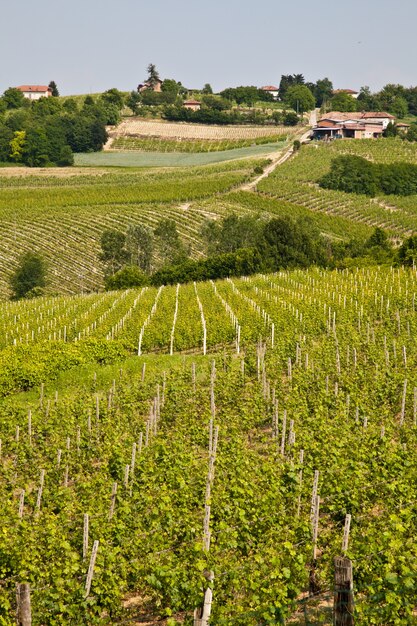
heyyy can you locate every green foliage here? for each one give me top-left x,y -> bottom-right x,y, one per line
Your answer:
320,155 -> 379,196
48,80 -> 59,97
220,86 -> 260,106
150,247 -> 262,285
397,235 -> 417,266
57,145 -> 74,167
9,252 -> 46,300
328,92 -> 358,112
278,74 -> 305,100
285,85 -> 315,113
105,265 -> 149,290
2,87 -> 26,109
126,224 -> 154,271
9,130 -> 26,162
154,219 -> 188,266
99,230 -> 129,275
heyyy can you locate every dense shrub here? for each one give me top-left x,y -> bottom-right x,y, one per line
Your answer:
320,155 -> 417,197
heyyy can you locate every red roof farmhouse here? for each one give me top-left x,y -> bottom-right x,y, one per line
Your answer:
260,85 -> 279,100
312,111 -> 396,140
16,85 -> 52,100
183,99 -> 202,111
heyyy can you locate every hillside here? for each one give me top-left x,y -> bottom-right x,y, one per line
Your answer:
1,137 -> 417,298
1,267 -> 417,624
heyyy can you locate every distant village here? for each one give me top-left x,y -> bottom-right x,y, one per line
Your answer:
11,79 -> 414,141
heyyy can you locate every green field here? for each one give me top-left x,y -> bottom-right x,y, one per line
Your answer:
74,142 -> 285,167
1,268 -> 417,624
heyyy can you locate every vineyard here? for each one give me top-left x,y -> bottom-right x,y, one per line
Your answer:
1,137 -> 417,301
257,139 -> 417,239
0,160 -> 263,298
110,136 -> 286,154
1,267 -> 417,624
107,119 -> 290,143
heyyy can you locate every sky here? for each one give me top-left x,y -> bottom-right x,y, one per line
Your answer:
1,0 -> 416,96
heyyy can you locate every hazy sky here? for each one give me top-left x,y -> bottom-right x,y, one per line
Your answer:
1,0 -> 416,95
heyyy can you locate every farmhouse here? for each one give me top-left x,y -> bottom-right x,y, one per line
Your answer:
16,85 -> 51,100
260,85 -> 279,100
332,89 -> 359,99
183,99 -> 202,111
138,78 -> 163,93
312,111 -> 395,140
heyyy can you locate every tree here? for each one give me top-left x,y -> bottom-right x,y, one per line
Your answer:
154,219 -> 188,265
23,127 -> 50,167
319,155 -> 379,196
57,145 -> 74,167
9,131 -> 26,162
125,224 -> 153,272
279,74 -> 305,101
202,83 -> 213,94
397,235 -> 417,267
390,96 -> 408,119
100,88 -> 125,109
146,64 -> 161,89
383,122 -> 398,138
48,81 -> 59,97
285,85 -> 315,113
161,79 -> 180,96
127,90 -> 142,114
9,252 -> 46,299
105,265 -> 149,290
3,87 -> 25,110
314,78 -> 333,107
329,92 -> 357,112
99,230 -> 129,275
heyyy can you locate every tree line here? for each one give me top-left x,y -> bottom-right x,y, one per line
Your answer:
9,215 -> 417,299
320,155 -> 417,197
97,214 -> 417,291
0,87 -> 127,166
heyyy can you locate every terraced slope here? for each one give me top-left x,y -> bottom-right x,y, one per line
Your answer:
0,161 -> 262,298
2,138 -> 417,300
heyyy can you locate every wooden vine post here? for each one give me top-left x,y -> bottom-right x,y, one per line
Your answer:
16,583 -> 32,626
334,557 -> 354,625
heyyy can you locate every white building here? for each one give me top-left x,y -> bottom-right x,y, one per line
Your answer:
260,85 -> 279,100
16,85 -> 52,100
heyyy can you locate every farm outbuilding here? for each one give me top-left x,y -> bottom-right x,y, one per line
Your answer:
183,99 -> 202,111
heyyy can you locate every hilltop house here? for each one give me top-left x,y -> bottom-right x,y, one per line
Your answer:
260,85 -> 279,100
312,111 -> 395,140
138,78 -> 163,93
16,85 -> 51,100
332,89 -> 359,99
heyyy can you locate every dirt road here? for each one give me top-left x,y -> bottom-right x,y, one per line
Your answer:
239,109 -> 317,192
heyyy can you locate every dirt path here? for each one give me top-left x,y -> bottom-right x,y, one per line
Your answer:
239,109 -> 317,192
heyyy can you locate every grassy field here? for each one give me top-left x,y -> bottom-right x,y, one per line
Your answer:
75,142 -> 285,167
